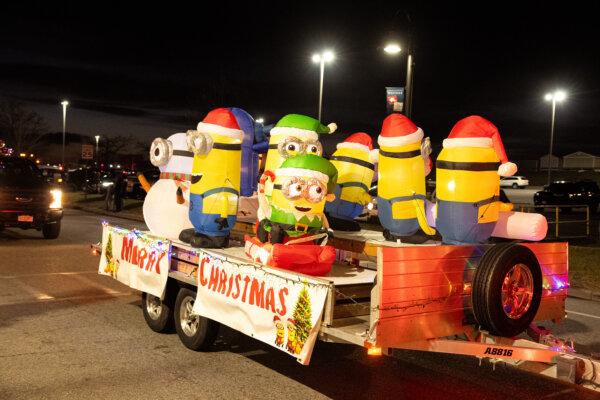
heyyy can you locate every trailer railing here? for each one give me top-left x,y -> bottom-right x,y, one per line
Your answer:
513,203 -> 590,238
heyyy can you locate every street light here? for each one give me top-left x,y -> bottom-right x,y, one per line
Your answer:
95,135 -> 100,163
255,118 -> 264,124
61,100 -> 69,166
312,50 -> 335,121
384,42 -> 414,118
544,90 -> 567,185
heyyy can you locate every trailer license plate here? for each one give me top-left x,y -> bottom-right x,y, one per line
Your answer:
18,215 -> 33,222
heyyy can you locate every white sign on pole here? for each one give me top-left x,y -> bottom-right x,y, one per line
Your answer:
193,249 -> 329,364
82,144 -> 94,160
98,224 -> 171,299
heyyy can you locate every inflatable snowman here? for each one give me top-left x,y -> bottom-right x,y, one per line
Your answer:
143,132 -> 194,240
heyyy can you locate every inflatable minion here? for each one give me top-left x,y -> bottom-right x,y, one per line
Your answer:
436,115 -> 518,245
257,154 -> 337,244
377,114 -> 436,243
264,114 -> 336,173
179,108 -> 242,248
325,132 -> 378,231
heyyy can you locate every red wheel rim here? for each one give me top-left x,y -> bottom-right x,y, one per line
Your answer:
501,263 -> 534,319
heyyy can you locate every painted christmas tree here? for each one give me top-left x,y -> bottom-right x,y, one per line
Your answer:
104,232 -> 116,276
291,283 -> 312,352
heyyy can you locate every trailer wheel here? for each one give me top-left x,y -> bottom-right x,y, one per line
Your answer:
142,292 -> 174,333
472,243 -> 542,337
174,287 -> 220,351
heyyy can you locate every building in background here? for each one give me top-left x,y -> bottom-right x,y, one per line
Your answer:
539,154 -> 561,170
562,151 -> 600,170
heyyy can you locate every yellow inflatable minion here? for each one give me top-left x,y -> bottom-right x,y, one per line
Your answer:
326,132 -> 378,231
264,114 -> 336,173
377,114 -> 435,242
179,108 -> 242,248
436,115 -> 517,245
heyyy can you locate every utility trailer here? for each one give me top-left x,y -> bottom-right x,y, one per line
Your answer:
95,221 -> 600,390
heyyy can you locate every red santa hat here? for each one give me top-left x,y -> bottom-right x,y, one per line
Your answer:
377,113 -> 424,147
336,132 -> 379,163
443,116 -> 517,177
287,318 -> 295,324
273,315 -> 281,323
196,108 -> 243,142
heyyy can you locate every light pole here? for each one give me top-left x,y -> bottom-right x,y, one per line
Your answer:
384,42 -> 414,118
95,135 -> 100,163
544,90 -> 566,186
312,50 -> 334,121
61,100 -> 69,166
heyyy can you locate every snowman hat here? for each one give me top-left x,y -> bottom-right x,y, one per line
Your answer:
337,132 -> 379,163
443,115 -> 517,177
270,114 -> 337,141
196,108 -> 243,141
276,154 -> 338,193
377,113 -> 424,147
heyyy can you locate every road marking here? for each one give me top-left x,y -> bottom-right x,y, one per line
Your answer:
10,279 -> 56,301
566,310 -> 600,320
0,271 -> 98,279
0,292 -> 134,307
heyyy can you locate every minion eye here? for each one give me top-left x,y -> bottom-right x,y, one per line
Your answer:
150,138 -> 173,166
278,136 -> 303,159
307,181 -> 326,203
305,141 -> 322,156
282,177 -> 305,200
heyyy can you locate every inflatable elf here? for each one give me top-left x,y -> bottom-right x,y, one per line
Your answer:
325,132 -> 378,231
264,114 -> 336,173
257,154 -> 338,244
436,115 -> 517,245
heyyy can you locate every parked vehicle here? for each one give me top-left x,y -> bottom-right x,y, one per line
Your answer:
500,175 -> 529,189
67,167 -> 100,193
125,169 -> 159,199
38,165 -> 67,188
0,157 -> 63,238
533,180 -> 600,213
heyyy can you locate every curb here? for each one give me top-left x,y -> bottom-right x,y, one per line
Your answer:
68,205 -> 145,223
568,287 -> 600,302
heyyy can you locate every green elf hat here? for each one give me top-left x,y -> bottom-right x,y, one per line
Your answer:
276,154 -> 338,193
269,114 -> 337,141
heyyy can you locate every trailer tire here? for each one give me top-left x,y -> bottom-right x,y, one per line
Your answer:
142,292 -> 174,333
472,243 -> 542,337
174,287 -> 220,351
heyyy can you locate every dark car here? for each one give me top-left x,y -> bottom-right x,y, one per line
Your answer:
533,180 -> 600,213
124,169 -> 159,199
0,157 -> 63,238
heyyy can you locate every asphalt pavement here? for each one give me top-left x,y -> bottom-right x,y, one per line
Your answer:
1,209 -> 599,399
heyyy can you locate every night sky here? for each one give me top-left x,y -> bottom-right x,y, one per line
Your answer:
2,1 -> 599,160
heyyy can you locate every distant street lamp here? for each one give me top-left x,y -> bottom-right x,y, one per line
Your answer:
255,118 -> 264,124
384,42 -> 414,118
61,100 -> 69,166
544,90 -> 567,185
312,50 -> 334,121
95,135 -> 100,163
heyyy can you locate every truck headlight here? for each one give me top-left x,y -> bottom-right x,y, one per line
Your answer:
50,189 -> 62,209
101,181 -> 114,187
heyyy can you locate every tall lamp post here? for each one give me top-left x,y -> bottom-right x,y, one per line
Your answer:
61,100 -> 69,166
312,50 -> 334,121
95,135 -> 100,164
544,90 -> 566,185
384,43 -> 414,118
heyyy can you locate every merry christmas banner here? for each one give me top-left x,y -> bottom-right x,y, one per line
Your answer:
98,224 -> 171,299
192,249 -> 329,364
